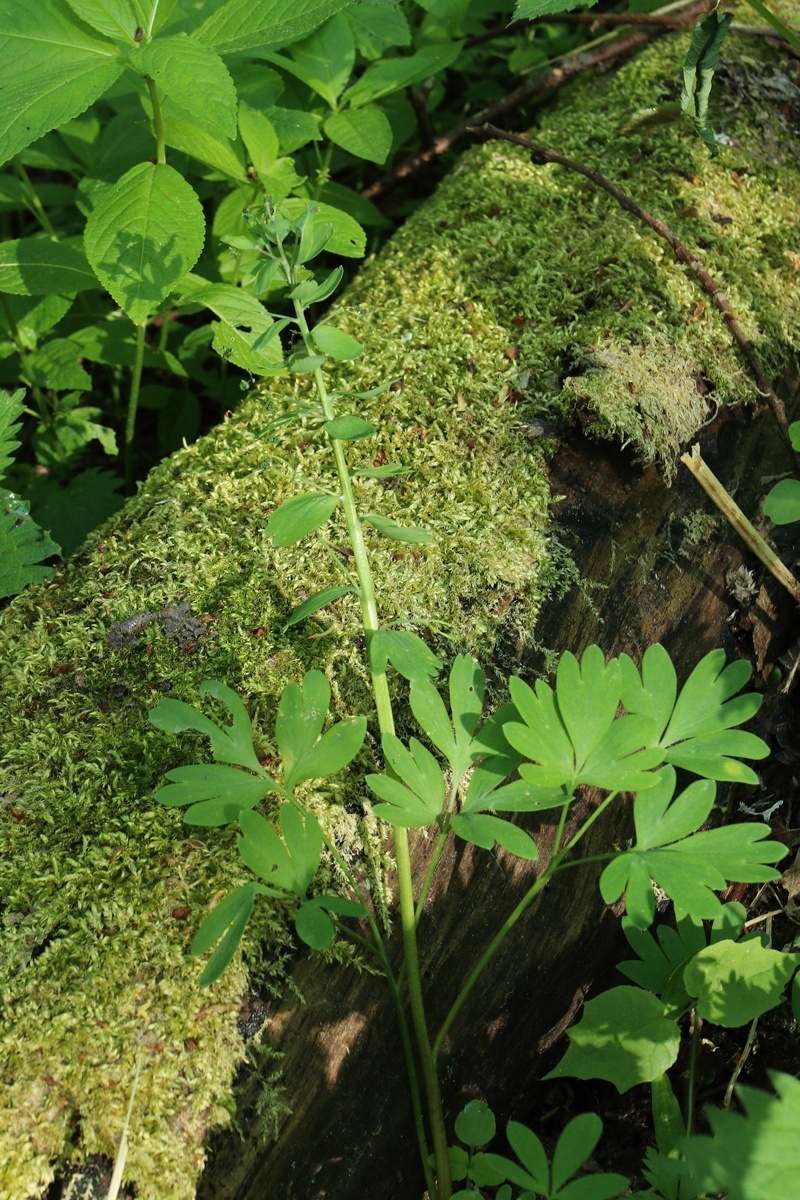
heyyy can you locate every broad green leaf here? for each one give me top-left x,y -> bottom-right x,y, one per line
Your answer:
265,106 -> 321,155
148,679 -> 265,774
284,585 -> 357,629
0,494 -> 60,600
64,1 -> 144,44
455,1100 -> 496,1150
280,198 -> 365,258
288,352 -> 325,374
26,340 -> 92,393
0,237 -> 98,295
789,421 -> 800,453
369,628 -> 442,681
195,0 -> 353,56
513,0 -> 597,18
192,883 -> 264,986
238,803 -> 322,897
363,512 -> 432,543
304,266 -> 343,306
451,812 -> 538,860
323,416 -> 375,440
239,104 -> 279,177
324,105 -> 393,165
315,180 -> 391,229
84,161 -> 204,324
684,939 -> 797,1027
342,41 -> 463,109
133,36 -> 237,140
25,467 -> 124,556
680,12 -> 733,156
0,1 -> 124,166
684,1071 -> 800,1200
284,13 -> 355,107
312,325 -> 363,360
764,479 -> 800,525
158,104 -> 247,179
265,493 -> 340,546
156,762 -> 276,825
347,4 -> 411,60
295,894 -> 366,950
545,986 -> 681,1093
600,768 -> 783,929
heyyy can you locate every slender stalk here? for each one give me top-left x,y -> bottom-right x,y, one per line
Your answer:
686,1010 -> 701,1135
724,1017 -> 759,1108
290,278 -> 450,1198
415,824 -> 450,926
147,77 -> 166,164
743,0 -> 800,53
13,158 -> 58,239
125,322 -> 146,490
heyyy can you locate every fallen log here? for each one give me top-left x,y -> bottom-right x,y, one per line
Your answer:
1,16 -> 798,1200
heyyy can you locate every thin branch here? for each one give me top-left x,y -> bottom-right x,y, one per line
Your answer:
472,123 -> 794,460
362,0 -> 714,201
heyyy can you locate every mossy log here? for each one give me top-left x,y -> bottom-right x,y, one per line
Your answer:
1,19 -> 798,1200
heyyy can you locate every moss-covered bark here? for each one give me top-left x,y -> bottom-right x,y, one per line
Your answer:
1,21 -> 798,1199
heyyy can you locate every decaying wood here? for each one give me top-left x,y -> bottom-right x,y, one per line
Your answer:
197,396 -> 795,1200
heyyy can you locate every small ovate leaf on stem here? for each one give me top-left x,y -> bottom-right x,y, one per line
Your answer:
352,463 -> 412,479
265,493 -> 341,545
323,416 -> 376,440
311,324 -> 363,360
362,512 -> 432,543
283,585 -> 358,629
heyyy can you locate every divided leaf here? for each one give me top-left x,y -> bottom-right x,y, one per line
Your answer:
192,882 -> 268,986
275,669 -> 365,791
294,894 -> 366,950
148,678 -> 265,774
0,494 -> 61,599
484,1112 -> 628,1200
684,938 -> 797,1027
238,803 -> 322,897
367,732 -> 444,828
156,762 -> 277,826
369,628 -> 442,682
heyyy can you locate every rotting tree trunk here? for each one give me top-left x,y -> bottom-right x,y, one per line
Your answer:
196,386 -> 798,1200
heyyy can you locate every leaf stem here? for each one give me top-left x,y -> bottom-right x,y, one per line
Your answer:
125,322 -> 146,489
13,158 -> 58,239
146,77 -> 166,165
686,1009 -> 701,1135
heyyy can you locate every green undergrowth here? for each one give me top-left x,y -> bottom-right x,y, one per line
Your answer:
1,25 -> 799,1200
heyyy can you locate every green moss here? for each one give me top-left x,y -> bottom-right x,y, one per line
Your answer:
1,25 -> 798,1199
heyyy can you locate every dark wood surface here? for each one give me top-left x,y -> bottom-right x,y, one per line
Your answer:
197,391 -> 795,1200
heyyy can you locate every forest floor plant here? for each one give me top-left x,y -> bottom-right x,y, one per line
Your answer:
149,202 -> 796,1200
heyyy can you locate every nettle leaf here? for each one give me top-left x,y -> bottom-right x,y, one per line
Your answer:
84,161 -> 204,325
680,11 -> 733,157
159,103 -> 247,180
283,585 -> 357,630
156,762 -> 278,826
275,669 -> 365,792
295,894 -> 366,950
149,679 -> 266,774
363,512 -> 432,543
545,986 -> 681,1093
513,0 -> 598,19
367,732 -> 445,828
764,479 -> 800,526
192,882 -> 273,987
25,466 -> 124,556
195,0 -> 354,58
0,2 -> 124,166
369,628 -> 442,682
265,493 -> 340,546
284,13 -> 355,108
324,105 -> 393,165
505,647 -> 662,793
684,938 -> 798,1027
0,237 -> 98,295
0,493 -> 60,600
347,4 -> 411,60
312,325 -> 363,360
684,1071 -> 800,1200
342,41 -> 463,109
239,104 -> 279,177
620,645 -> 769,784
133,36 -> 237,140
600,768 -> 784,929
238,803 -> 322,897
0,389 -> 24,481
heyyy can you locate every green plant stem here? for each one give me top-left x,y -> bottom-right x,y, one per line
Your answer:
742,0 -> 800,52
146,77 -> 166,164
292,286 -> 450,1199
13,158 -> 58,239
434,791 -> 620,1057
724,1017 -> 759,1108
125,322 -> 146,489
686,1009 -> 701,1135
415,824 -> 450,926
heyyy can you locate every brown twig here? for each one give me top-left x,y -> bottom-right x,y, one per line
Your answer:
362,0 -> 714,202
472,123 -> 794,461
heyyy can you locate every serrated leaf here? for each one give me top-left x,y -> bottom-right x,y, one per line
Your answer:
363,512 -> 432,543
284,585 -> 356,629
26,339 -> 93,393
324,104 -> 393,165
238,803 -> 322,897
0,2 -> 124,167
196,0 -> 353,57
134,36 -> 237,140
342,41 -> 463,108
157,102 -> 247,178
84,161 -> 205,324
156,762 -> 277,825
0,389 -> 24,482
312,325 -> 363,360
284,13 -> 355,108
347,4 -> 411,60
0,496 -> 60,600
685,939 -> 797,1027
764,479 -> 800,525
513,0 -> 596,18
369,628 -> 442,681
26,467 -> 124,556
0,237 -> 98,295
683,1071 -> 800,1199
148,678 -> 265,774
239,103 -> 279,177
265,492 -> 340,546
323,416 -> 375,441
545,986 -> 681,1093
